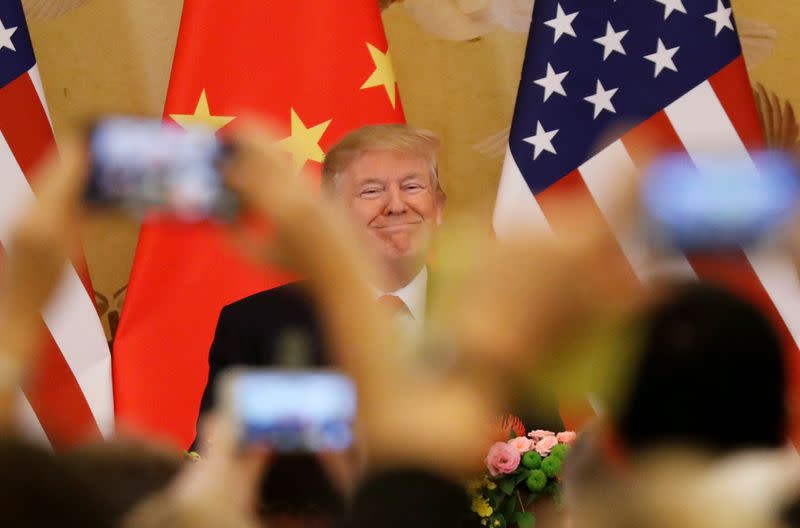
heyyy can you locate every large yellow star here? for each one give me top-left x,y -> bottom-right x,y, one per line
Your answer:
276,108 -> 332,172
169,90 -> 236,132
360,43 -> 397,108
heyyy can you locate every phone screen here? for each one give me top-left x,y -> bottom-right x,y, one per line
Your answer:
221,370 -> 356,452
86,117 -> 237,219
641,151 -> 799,250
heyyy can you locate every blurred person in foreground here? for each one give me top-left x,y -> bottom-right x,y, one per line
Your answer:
0,138 -> 87,427
0,139 -> 115,527
618,281 -> 787,453
124,121 -> 640,528
563,280 -> 800,528
0,139 -> 192,528
61,439 -> 183,524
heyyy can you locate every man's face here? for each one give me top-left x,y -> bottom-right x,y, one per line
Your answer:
334,150 -> 444,269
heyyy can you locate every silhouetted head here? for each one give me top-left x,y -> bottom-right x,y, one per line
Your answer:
0,435 -> 113,527
615,281 -> 787,453
60,439 -> 182,524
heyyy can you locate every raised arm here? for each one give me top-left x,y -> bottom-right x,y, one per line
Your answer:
0,137 -> 87,427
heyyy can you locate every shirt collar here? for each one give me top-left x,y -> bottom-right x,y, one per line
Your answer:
374,266 -> 428,321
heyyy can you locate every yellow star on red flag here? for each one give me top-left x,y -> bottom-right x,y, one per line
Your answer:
277,108 -> 333,172
169,90 -> 236,132
361,43 -> 398,108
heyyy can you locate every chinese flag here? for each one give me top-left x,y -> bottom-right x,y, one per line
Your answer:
113,0 -> 404,448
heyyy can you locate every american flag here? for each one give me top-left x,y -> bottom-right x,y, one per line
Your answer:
495,0 -> 800,427
0,1 -> 113,448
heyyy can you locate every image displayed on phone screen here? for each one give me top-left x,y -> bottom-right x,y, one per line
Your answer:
226,370 -> 356,452
86,117 -> 237,219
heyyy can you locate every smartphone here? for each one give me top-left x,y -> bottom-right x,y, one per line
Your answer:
641,151 -> 800,250
218,369 -> 357,452
86,117 -> 237,219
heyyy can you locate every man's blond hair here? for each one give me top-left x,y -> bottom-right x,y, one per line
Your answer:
321,124 -> 442,194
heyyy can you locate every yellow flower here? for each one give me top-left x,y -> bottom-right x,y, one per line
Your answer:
481,519 -> 489,526
467,478 -> 484,494
486,481 -> 497,490
471,496 -> 493,518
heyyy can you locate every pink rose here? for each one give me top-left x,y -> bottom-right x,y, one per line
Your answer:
485,441 -> 521,476
507,436 -> 535,453
534,434 -> 558,456
528,429 -> 555,441
557,431 -> 577,445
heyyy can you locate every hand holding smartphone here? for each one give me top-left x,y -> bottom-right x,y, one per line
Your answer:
218,369 -> 356,453
85,117 -> 238,220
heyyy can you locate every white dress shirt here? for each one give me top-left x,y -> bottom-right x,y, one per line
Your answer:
373,265 -> 428,347
377,266 -> 427,322
374,267 -> 429,359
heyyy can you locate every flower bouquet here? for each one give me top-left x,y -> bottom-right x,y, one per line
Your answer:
469,419 -> 575,528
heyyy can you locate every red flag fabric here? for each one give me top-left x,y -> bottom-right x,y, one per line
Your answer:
113,0 -> 404,448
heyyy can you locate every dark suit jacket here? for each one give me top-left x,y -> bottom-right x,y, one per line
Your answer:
197,281 -> 326,415
196,281 -> 341,515
197,273 -> 564,428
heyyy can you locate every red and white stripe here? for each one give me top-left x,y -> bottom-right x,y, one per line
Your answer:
495,56 -> 800,412
0,65 -> 113,448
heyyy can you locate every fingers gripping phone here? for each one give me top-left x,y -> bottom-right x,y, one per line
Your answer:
218,369 -> 357,452
86,117 -> 238,219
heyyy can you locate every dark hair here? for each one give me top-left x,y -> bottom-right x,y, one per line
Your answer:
615,281 -> 787,453
0,435 -> 113,527
60,439 -> 182,524
346,469 -> 476,528
259,454 -> 345,516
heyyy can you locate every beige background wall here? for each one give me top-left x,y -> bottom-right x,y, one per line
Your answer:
24,0 -> 799,342
28,0 -> 183,340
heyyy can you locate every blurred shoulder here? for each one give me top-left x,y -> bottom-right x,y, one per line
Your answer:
219,282 -> 312,320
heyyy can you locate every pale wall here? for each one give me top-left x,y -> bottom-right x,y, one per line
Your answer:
28,0 -> 182,339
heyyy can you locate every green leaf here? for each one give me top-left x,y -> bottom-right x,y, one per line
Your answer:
488,486 -> 504,507
553,487 -> 564,508
544,481 -> 559,495
514,511 -> 536,528
502,495 -> 517,519
494,495 -> 508,513
498,476 -> 516,495
490,492 -> 503,510
514,469 -> 533,486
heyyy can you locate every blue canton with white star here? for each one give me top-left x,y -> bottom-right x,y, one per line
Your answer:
509,0 -> 741,194
0,1 -> 36,90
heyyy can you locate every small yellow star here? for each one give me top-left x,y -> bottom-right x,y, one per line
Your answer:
360,43 -> 398,108
276,108 -> 332,172
169,90 -> 236,132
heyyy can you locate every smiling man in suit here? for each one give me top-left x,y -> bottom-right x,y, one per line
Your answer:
194,124 -> 446,519
197,124 -> 445,413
